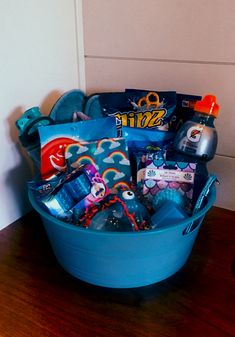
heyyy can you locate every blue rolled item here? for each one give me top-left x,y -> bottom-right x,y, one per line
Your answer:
28,186 -> 216,288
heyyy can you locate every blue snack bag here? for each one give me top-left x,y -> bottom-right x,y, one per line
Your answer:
143,159 -> 197,213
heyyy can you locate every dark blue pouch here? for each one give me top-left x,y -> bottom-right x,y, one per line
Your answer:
124,89 -> 177,130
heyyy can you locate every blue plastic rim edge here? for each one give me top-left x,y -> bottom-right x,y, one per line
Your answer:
28,186 -> 216,237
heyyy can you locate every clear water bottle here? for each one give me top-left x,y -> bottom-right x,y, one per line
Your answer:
174,95 -> 219,161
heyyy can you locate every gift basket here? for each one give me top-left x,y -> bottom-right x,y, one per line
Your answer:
16,89 -> 218,288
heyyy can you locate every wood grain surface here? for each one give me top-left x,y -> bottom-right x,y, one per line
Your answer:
0,207 -> 234,337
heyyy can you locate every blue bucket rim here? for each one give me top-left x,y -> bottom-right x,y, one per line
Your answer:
28,186 -> 216,237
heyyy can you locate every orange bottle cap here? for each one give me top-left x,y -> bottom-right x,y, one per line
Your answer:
194,95 -> 219,118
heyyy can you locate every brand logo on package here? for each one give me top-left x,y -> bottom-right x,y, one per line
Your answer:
113,109 -> 167,129
111,92 -> 167,129
187,126 -> 203,143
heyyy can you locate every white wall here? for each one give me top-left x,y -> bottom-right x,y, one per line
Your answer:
0,0 -> 85,229
83,0 -> 235,210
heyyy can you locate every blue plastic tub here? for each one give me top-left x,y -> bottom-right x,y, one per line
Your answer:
28,187 -> 216,288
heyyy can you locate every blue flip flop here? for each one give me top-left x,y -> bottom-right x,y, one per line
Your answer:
49,89 -> 86,123
84,94 -> 103,118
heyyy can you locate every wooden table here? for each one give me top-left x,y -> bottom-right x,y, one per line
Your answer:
0,207 -> 234,337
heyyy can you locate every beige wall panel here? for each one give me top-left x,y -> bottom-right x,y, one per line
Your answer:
208,155 -> 235,211
83,0 -> 235,63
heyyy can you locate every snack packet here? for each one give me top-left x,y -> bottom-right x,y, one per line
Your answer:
85,90 -> 177,131
124,89 -> 177,130
65,137 -> 132,189
143,159 -> 197,212
122,126 -> 175,184
29,164 -> 109,222
38,117 -> 117,180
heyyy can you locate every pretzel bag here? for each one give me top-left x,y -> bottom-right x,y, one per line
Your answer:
124,89 -> 177,131
85,90 -> 177,131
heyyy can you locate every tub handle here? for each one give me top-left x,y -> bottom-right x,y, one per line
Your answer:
183,217 -> 204,236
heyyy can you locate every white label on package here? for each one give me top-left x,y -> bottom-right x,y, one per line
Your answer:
145,168 -> 195,183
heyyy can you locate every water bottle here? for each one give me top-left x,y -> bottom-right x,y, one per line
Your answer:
173,95 -> 219,161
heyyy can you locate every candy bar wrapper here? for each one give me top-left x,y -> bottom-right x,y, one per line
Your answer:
65,137 -> 132,190
143,159 -> 196,212
38,117 -> 117,180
